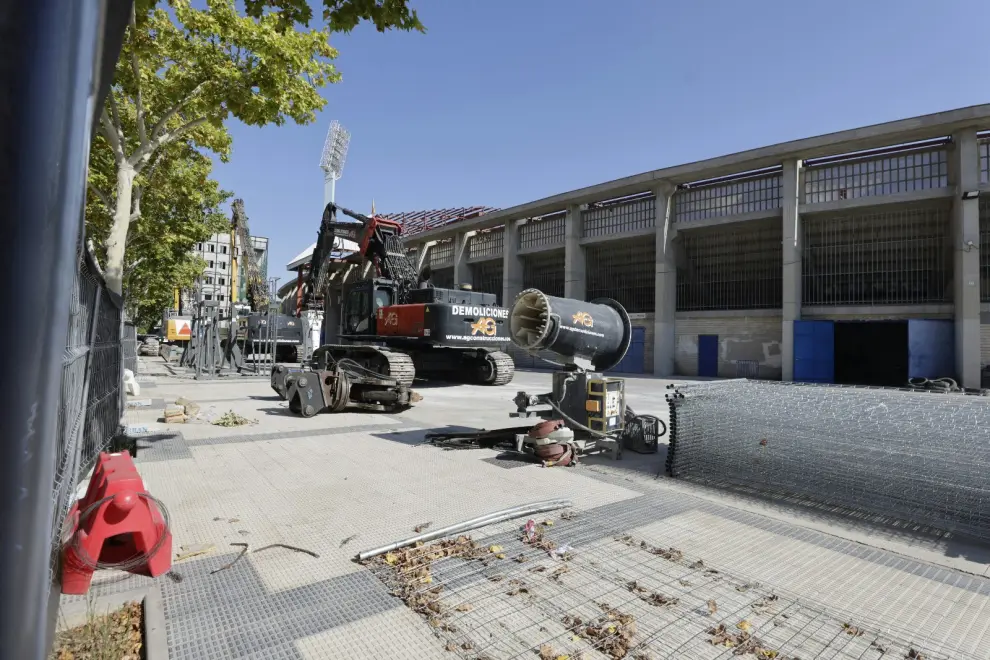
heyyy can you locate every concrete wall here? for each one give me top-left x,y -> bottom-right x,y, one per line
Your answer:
674,313 -> 783,378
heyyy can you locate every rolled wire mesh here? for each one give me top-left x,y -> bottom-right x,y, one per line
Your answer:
665,381 -> 990,543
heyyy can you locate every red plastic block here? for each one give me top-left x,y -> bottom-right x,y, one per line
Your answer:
61,451 -> 172,595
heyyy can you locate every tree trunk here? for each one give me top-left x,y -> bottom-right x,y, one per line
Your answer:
104,164 -> 136,295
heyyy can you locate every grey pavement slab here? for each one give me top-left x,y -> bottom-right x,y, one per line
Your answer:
61,360 -> 990,659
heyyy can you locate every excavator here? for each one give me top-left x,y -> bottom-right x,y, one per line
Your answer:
273,202 -> 516,415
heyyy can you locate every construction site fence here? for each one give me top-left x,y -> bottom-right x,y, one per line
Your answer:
665,380 -> 990,544
51,245 -> 126,587
122,322 -> 138,374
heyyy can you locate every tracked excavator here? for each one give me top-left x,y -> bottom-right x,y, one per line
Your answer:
274,202 -> 515,416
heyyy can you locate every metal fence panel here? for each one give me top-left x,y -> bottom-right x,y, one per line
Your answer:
50,248 -> 125,584
122,322 -> 137,374
665,380 -> 990,543
520,214 -> 565,250
804,145 -> 948,204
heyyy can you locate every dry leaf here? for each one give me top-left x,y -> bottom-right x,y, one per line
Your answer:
736,620 -> 752,632
488,544 -> 503,553
414,522 -> 432,533
706,599 -> 718,615
455,603 -> 474,612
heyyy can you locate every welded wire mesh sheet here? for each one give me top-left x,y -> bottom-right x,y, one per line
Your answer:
365,510 -> 968,659
665,380 -> 990,542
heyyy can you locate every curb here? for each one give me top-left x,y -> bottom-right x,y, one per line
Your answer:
57,585 -> 169,659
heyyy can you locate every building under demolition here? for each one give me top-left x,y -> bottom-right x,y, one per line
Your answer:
285,105 -> 990,389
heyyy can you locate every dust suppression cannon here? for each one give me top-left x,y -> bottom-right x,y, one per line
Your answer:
427,289 -> 665,465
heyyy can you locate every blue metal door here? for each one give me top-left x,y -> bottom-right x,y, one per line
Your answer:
907,319 -> 955,379
793,320 -> 834,383
610,327 -> 646,374
698,335 -> 719,377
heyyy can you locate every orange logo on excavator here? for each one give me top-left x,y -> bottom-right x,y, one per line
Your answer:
471,317 -> 498,336
572,312 -> 594,328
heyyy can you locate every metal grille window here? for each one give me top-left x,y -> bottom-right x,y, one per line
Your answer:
520,214 -> 565,249
582,194 -> 656,238
586,241 -> 656,313
676,222 -> 783,311
802,205 -> 951,306
522,251 -> 565,297
981,197 -> 990,303
673,172 -> 782,223
470,227 -> 505,260
431,266 -> 454,289
429,239 -> 454,268
980,136 -> 990,185
472,260 -> 504,304
804,146 -> 948,204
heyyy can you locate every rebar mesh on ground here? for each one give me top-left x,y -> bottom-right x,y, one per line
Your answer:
665,380 -> 990,543
366,510 -> 963,660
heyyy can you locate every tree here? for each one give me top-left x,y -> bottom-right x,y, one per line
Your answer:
87,130 -> 231,329
89,0 -> 423,296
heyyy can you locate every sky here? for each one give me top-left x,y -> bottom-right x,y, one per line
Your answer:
211,0 -> 990,280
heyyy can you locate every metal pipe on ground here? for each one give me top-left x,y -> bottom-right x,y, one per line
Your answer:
356,499 -> 573,562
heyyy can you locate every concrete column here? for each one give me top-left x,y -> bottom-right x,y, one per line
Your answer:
564,204 -> 586,300
503,220 -> 525,307
780,159 -> 803,381
416,241 -> 435,273
453,231 -> 475,287
653,183 -> 677,376
952,129 -> 981,388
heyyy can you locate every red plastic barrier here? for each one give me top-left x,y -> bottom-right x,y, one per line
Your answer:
61,451 -> 172,595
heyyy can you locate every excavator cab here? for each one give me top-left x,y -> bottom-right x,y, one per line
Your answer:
341,279 -> 395,336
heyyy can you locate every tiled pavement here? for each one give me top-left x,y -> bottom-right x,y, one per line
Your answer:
64,360 -> 990,659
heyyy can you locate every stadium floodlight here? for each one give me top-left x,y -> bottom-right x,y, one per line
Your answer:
320,120 -> 350,205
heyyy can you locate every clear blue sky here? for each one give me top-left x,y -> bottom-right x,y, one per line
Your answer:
211,0 -> 990,280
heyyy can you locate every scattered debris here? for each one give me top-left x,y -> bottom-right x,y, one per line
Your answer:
548,565 -> 570,583
51,600 -> 143,660
560,511 -> 576,520
366,535 -> 509,635
175,543 -> 215,562
751,594 -> 779,614
871,640 -> 888,654
907,650 -> 925,659
340,535 -> 358,548
616,535 -> 682,561
626,581 -> 679,607
506,579 -> 530,596
454,603 -> 474,612
210,542 -> 249,574
842,623 -> 865,637
212,410 -> 257,427
707,623 -> 791,659
735,582 -> 759,593
523,520 -> 559,556
528,565 -> 547,573
238,530 -> 250,536
415,522 -> 433,533
228,518 -> 240,523
538,644 -> 573,660
706,599 -> 718,616
163,404 -> 186,424
166,570 -> 184,583
513,553 -> 529,563
253,543 -> 319,558
562,603 -> 637,660
176,396 -> 200,418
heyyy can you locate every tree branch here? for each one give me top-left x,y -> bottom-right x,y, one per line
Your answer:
99,109 -> 126,165
129,5 -> 148,145
108,92 -> 126,148
87,182 -> 113,210
148,80 -> 210,142
130,116 -> 209,167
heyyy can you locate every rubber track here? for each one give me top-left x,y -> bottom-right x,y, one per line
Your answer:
378,349 -> 416,387
486,350 -> 515,386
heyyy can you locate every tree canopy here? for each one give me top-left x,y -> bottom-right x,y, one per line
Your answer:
86,0 -> 423,310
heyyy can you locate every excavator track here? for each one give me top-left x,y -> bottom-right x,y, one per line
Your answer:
315,344 -> 416,387
477,350 -> 515,386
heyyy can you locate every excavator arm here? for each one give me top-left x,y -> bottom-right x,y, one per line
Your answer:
301,203 -> 421,310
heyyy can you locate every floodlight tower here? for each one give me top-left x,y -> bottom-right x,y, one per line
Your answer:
320,120 -> 350,206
